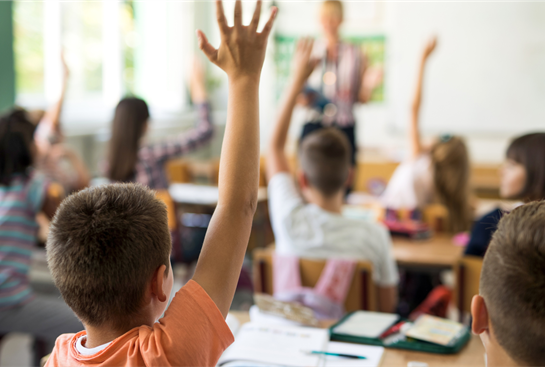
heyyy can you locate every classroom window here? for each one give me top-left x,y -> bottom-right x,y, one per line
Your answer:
13,0 -> 193,129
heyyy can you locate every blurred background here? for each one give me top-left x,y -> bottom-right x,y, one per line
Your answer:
2,1 -> 545,176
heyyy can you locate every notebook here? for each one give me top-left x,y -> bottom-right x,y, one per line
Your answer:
405,315 -> 466,347
218,323 -> 328,367
217,322 -> 384,367
331,311 -> 399,339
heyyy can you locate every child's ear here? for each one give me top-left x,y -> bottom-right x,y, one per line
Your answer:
151,265 -> 168,303
297,170 -> 309,190
471,295 -> 489,335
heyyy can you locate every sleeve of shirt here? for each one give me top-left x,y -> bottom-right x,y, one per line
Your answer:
149,280 -> 234,367
464,208 -> 503,257
267,173 -> 305,240
141,102 -> 214,164
374,224 -> 400,287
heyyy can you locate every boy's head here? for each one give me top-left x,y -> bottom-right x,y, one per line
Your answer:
47,183 -> 173,331
471,201 -> 545,366
298,128 -> 351,199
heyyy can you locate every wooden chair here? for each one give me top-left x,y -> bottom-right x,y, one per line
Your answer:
454,255 -> 484,322
155,190 -> 177,231
423,203 -> 450,233
253,247 -> 377,312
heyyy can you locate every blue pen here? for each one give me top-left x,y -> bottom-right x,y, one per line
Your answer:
308,350 -> 367,359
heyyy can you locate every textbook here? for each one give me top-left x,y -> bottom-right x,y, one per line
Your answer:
218,322 -> 385,367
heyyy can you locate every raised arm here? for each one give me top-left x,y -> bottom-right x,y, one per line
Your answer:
143,61 -> 214,163
192,0 -> 277,317
266,38 -> 319,180
409,36 -> 437,159
42,52 -> 69,136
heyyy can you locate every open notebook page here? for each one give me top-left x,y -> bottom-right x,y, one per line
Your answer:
217,323 -> 329,367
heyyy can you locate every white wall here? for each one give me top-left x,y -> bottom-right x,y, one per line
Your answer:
259,0 -> 545,164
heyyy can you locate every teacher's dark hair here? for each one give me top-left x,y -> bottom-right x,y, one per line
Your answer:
506,132 -> 545,202
108,97 -> 150,182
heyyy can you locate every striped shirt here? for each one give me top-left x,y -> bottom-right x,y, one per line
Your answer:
133,102 -> 214,189
308,41 -> 363,127
0,171 -> 48,310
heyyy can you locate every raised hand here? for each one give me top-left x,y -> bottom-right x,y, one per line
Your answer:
423,36 -> 437,59
291,37 -> 320,85
61,50 -> 70,80
197,0 -> 277,81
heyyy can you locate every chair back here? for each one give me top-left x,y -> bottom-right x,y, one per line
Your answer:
253,247 -> 377,312
155,190 -> 177,231
455,255 -> 484,319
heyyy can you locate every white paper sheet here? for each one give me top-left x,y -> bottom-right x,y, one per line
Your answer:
218,323 -> 329,367
325,342 -> 385,367
332,311 -> 399,339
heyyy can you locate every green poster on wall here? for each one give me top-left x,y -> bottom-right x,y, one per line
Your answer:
274,34 -> 385,103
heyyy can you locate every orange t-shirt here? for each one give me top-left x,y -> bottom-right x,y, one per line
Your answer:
45,280 -> 234,367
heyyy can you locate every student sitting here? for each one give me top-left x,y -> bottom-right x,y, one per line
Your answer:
381,37 -> 472,233
106,60 -> 214,189
44,2 -> 277,365
465,132 -> 545,257
266,38 -> 399,313
0,109 -> 83,365
31,53 -> 90,193
471,201 -> 545,366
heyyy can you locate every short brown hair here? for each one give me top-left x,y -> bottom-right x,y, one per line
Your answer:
47,183 -> 172,329
480,201 -> 545,366
506,132 -> 545,202
299,128 -> 351,197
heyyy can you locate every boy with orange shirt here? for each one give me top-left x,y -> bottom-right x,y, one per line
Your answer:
44,1 -> 277,365
471,201 -> 545,366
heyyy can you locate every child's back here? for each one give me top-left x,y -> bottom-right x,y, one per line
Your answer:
266,39 -> 398,312
0,171 -> 49,308
269,172 -> 398,288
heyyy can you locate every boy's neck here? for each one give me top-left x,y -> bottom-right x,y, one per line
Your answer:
481,332 -> 521,367
84,313 -> 153,349
303,188 -> 344,214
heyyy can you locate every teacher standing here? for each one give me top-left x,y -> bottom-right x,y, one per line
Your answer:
302,0 -> 378,166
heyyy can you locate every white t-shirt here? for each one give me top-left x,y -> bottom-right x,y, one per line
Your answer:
75,335 -> 112,356
268,173 -> 399,287
381,154 -> 434,210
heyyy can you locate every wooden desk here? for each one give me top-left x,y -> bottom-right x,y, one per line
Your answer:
392,235 -> 464,271
230,311 -> 485,367
168,184 -> 273,252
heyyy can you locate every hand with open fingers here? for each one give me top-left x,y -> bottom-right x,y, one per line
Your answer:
423,36 -> 437,59
291,37 -> 320,85
197,0 -> 277,81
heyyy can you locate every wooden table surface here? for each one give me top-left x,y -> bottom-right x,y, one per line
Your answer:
392,235 -> 464,269
230,311 -> 485,367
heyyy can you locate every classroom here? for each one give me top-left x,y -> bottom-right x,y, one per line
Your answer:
1,0 -> 544,366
